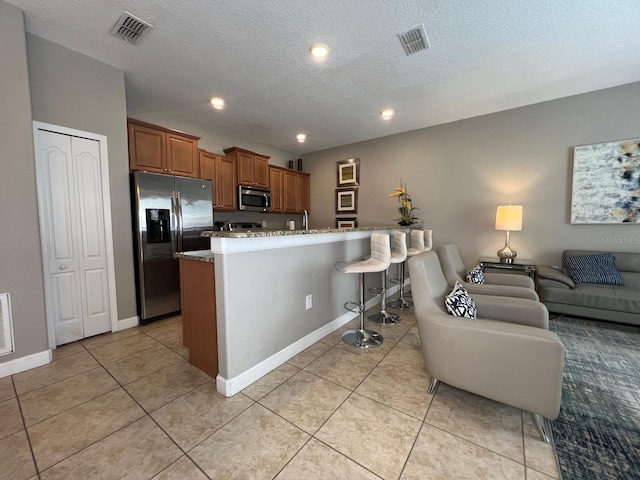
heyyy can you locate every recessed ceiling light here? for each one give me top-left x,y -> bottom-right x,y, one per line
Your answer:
381,109 -> 394,120
210,97 -> 224,110
296,133 -> 306,143
310,43 -> 329,61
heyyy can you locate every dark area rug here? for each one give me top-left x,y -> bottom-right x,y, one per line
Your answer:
549,315 -> 640,479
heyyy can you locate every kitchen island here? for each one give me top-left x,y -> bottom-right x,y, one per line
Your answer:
178,226 -> 407,397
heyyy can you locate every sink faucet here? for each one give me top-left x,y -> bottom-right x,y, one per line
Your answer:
303,210 -> 309,231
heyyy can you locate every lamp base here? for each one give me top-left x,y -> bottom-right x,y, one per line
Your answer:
497,246 -> 517,264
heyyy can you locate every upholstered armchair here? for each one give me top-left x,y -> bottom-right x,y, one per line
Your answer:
436,243 -> 539,301
408,250 -> 565,442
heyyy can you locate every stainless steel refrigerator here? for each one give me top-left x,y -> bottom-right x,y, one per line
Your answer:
132,171 -> 214,323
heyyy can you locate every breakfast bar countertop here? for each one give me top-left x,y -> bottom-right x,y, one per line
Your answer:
174,250 -> 215,263
201,225 -> 401,238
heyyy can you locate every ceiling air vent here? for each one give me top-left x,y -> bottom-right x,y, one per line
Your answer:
111,12 -> 153,44
398,25 -> 430,55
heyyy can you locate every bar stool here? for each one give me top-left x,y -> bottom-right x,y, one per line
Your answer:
336,233 -> 391,348
389,229 -> 432,309
405,229 -> 432,299
368,231 -> 407,324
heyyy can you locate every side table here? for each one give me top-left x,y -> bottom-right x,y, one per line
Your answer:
478,256 -> 536,280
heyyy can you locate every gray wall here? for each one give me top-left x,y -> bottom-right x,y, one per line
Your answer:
27,34 -> 138,321
303,82 -> 640,266
0,2 -> 48,363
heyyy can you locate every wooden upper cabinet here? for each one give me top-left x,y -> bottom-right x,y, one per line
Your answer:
199,150 -> 237,211
128,122 -> 165,173
128,118 -> 200,178
283,170 -> 298,213
269,166 -> 284,213
166,134 -> 198,177
271,167 -> 310,214
224,146 -> 270,188
296,172 -> 310,213
253,155 -> 269,188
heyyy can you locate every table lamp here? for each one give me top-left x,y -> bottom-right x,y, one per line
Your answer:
495,205 -> 523,263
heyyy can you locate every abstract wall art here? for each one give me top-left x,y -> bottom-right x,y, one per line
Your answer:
570,138 -> 640,224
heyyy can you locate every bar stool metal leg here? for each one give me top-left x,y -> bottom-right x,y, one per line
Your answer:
368,268 -> 400,324
388,261 -> 413,310
342,273 -> 383,348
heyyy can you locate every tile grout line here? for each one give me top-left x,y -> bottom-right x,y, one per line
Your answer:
11,375 -> 42,479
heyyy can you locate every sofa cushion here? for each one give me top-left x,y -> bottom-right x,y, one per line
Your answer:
540,283 -> 640,315
465,265 -> 485,284
445,281 -> 478,318
564,253 -> 624,286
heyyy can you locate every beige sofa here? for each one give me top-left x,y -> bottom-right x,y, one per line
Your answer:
536,250 -> 640,326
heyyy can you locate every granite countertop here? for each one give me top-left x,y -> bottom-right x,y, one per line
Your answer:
201,225 -> 404,238
174,250 -> 215,263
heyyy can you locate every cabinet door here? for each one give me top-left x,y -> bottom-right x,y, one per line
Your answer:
269,167 -> 283,213
283,171 -> 298,213
199,151 -> 237,211
217,156 -> 237,211
166,134 -> 198,177
296,173 -> 310,213
128,123 -> 165,173
237,151 -> 255,185
254,155 -> 270,188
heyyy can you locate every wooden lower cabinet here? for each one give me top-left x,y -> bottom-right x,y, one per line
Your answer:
179,259 -> 218,377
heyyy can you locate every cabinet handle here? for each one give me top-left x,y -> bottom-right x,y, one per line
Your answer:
59,265 -> 67,270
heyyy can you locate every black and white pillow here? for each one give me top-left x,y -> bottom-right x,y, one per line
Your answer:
465,265 -> 485,284
444,281 -> 478,318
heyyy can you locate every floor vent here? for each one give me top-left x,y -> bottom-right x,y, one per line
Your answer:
0,293 -> 15,356
398,25 -> 430,55
111,12 -> 153,44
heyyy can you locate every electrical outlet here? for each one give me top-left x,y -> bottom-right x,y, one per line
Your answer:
305,294 -> 312,310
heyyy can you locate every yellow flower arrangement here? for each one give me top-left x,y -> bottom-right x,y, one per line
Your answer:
388,180 -> 419,225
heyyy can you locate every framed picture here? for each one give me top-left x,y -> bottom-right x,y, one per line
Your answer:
336,217 -> 358,228
336,188 -> 358,214
571,138 -> 640,224
336,158 -> 360,186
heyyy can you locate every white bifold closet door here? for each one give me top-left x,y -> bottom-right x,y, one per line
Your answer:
35,128 -> 112,346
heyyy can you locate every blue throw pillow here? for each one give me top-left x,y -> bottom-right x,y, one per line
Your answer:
444,281 -> 478,318
563,254 -> 625,286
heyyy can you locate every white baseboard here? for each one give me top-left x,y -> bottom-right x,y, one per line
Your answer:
116,315 -> 139,331
0,349 -> 52,378
215,283 -> 405,397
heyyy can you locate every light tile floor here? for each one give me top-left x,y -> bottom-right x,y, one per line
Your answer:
2,307 -> 560,480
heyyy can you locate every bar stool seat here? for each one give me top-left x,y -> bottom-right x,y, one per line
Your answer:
336,233 -> 391,348
369,231 -> 407,324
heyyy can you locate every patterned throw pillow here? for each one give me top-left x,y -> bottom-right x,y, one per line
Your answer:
444,281 -> 478,318
465,265 -> 485,284
563,253 -> 625,286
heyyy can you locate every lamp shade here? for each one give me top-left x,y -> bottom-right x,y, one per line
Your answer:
495,205 -> 523,231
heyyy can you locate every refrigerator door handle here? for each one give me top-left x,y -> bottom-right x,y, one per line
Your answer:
176,190 -> 183,252
170,190 -> 178,254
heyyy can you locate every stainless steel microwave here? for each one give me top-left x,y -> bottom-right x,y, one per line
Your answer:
238,185 -> 271,212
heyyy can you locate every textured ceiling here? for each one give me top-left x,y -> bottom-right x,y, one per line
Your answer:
8,0 -> 640,153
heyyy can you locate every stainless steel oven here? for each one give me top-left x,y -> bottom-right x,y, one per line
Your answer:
238,185 -> 271,212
